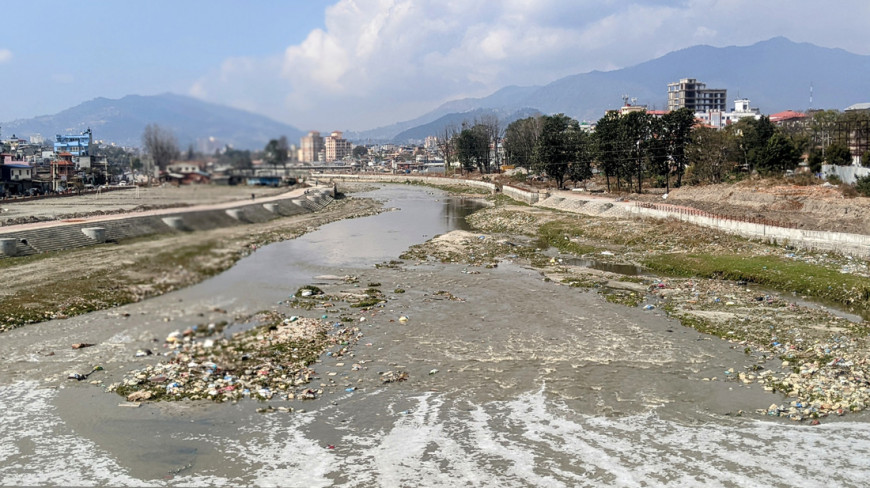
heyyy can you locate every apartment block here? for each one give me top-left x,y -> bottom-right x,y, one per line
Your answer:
667,78 -> 726,112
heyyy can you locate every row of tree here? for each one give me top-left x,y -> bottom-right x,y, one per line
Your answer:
458,108 -> 870,191
501,109 -> 695,192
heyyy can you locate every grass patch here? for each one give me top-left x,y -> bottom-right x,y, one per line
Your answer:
536,220 -> 599,255
644,253 -> 870,318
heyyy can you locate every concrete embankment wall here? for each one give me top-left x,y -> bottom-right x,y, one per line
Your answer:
321,174 -> 498,193
501,185 -> 547,204
823,164 -> 870,184
0,188 -> 334,258
631,203 -> 870,257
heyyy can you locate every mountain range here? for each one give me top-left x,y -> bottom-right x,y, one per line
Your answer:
354,37 -> 870,142
1,93 -> 304,150
3,37 -> 869,148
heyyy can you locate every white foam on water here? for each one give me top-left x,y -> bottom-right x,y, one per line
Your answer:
212,410 -> 337,487
0,381 -> 152,487
338,392 -> 494,487
3,379 -> 869,487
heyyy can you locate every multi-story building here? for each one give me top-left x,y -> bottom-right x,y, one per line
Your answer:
667,78 -> 726,112
53,128 -> 93,157
300,131 -> 324,162
324,131 -> 352,162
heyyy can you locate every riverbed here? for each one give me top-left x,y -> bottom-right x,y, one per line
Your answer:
1,185 -> 868,487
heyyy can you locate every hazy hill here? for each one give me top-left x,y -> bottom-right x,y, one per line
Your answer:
2,93 -> 304,150
391,107 -> 542,142
360,37 -> 870,141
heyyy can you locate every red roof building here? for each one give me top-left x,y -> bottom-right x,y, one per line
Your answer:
769,110 -> 808,125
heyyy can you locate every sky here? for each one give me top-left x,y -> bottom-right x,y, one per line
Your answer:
2,0 -> 869,132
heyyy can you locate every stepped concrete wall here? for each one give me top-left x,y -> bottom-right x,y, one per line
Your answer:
0,188 -> 333,258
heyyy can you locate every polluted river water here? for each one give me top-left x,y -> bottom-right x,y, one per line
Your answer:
1,184 -> 869,487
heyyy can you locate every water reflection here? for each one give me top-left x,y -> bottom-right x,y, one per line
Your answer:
182,184 -> 486,304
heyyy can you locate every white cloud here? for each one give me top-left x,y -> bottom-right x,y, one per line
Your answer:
189,0 -> 870,131
0,48 -> 12,63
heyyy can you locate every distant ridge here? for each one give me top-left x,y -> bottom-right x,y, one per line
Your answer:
1,93 -> 304,150
356,37 -> 870,142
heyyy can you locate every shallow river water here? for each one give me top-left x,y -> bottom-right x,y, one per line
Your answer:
1,185 -> 869,487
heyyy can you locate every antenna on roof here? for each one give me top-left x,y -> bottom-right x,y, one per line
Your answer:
622,94 -> 630,106
809,82 -> 814,111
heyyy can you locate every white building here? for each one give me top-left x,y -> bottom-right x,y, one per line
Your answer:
694,98 -> 762,129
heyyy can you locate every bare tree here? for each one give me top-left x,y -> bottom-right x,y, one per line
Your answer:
477,114 -> 503,172
142,124 -> 179,172
437,124 -> 459,174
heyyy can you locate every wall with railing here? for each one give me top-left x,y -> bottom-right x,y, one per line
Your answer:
633,202 -> 870,257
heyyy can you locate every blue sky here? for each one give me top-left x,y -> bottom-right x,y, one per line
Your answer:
2,0 -> 869,132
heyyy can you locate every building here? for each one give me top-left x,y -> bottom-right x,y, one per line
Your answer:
53,129 -> 93,157
300,131 -> 324,162
324,131 -> 352,162
1,153 -> 34,195
694,98 -> 762,129
667,78 -> 726,112
770,110 -> 808,126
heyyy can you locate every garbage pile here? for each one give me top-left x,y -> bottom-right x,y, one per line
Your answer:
108,311 -> 363,403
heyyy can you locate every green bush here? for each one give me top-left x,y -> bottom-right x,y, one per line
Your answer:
856,174 -> 870,197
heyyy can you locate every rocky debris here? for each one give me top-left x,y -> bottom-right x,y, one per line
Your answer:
380,371 -> 409,384
108,312 -> 363,403
71,343 -> 95,349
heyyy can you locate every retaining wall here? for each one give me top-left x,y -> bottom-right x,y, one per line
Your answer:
502,184 -> 547,204
823,164 -> 870,184
632,203 -> 870,257
0,188 -> 334,258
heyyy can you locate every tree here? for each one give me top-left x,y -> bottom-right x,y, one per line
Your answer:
478,114 -> 503,171
756,132 -> 801,174
807,147 -> 824,173
826,142 -> 852,166
141,124 -> 179,171
810,109 -> 840,150
504,116 -> 543,168
264,138 -> 288,165
436,124 -> 458,174
594,111 -> 622,192
219,147 -> 253,169
352,145 -> 368,158
566,128 -> 594,187
862,150 -> 870,168
647,117 -> 671,189
455,124 -> 491,173
620,110 -> 652,193
532,114 -> 581,189
662,108 -> 695,188
687,126 -> 737,184
735,116 -> 776,172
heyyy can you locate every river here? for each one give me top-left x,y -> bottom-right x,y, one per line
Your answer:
1,185 -> 868,487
